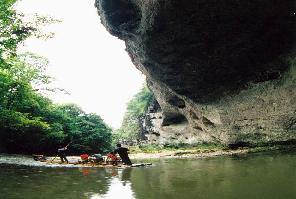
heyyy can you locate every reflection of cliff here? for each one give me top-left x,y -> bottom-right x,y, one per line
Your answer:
127,156 -> 296,199
128,160 -> 207,199
96,0 -> 296,146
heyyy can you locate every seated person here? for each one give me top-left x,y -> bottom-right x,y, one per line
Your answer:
106,152 -> 119,165
89,154 -> 104,164
79,154 -> 89,164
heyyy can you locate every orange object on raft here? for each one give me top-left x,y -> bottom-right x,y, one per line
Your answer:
106,153 -> 118,161
80,154 -> 89,160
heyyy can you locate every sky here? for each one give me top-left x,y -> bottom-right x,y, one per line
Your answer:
16,0 -> 145,129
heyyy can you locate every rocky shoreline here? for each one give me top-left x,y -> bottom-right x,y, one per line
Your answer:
129,145 -> 296,160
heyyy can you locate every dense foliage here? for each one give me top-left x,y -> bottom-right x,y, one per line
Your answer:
114,84 -> 154,144
0,0 -> 112,155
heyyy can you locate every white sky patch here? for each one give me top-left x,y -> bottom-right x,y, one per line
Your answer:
16,0 -> 145,129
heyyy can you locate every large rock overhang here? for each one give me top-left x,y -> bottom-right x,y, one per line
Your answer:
96,0 -> 296,145
96,0 -> 296,102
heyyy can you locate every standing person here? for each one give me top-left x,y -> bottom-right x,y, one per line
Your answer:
58,145 -> 69,163
114,143 -> 132,165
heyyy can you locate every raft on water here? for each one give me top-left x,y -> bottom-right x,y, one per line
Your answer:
130,163 -> 152,167
46,161 -> 152,168
34,156 -> 152,168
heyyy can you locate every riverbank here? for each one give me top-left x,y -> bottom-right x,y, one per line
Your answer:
129,144 -> 296,160
1,144 -> 295,167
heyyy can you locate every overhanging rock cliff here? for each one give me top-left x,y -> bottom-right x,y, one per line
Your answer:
96,0 -> 296,145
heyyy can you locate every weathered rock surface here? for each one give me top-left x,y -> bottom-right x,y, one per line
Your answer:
96,0 -> 296,145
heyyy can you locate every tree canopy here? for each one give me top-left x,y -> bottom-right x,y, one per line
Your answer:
0,0 -> 112,155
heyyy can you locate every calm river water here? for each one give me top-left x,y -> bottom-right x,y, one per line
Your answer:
0,151 -> 296,199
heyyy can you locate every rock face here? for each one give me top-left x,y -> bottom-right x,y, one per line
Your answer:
96,0 -> 296,145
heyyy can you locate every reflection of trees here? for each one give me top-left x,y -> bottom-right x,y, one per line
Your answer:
0,166 -> 111,199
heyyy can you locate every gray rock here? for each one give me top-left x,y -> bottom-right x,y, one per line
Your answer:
96,0 -> 296,145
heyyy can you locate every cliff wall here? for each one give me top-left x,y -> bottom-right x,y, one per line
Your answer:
96,0 -> 296,145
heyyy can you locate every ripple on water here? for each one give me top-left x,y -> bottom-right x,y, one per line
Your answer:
0,154 -> 81,168
0,154 -> 47,166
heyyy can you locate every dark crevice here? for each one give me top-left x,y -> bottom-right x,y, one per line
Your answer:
162,113 -> 188,126
167,96 -> 186,108
202,117 -> 215,127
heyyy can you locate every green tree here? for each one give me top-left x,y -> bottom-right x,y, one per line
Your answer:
55,104 -> 113,154
1,0 -> 29,66
115,83 -> 154,144
1,0 -> 58,66
0,0 -> 113,155
0,52 -> 54,153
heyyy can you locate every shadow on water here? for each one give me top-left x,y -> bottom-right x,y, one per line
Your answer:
1,151 -> 296,199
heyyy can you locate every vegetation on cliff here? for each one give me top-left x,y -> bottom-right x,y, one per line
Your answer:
113,84 -> 154,144
0,0 -> 112,155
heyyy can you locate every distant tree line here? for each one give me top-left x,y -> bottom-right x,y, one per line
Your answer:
0,0 -> 112,155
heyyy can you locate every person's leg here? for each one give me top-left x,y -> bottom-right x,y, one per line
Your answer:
59,154 -> 64,163
60,154 -> 68,163
126,158 -> 132,165
64,156 -> 69,163
122,157 -> 132,165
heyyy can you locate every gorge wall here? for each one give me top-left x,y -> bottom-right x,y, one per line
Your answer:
96,0 -> 296,145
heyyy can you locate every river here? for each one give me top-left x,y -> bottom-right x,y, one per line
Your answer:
0,151 -> 296,199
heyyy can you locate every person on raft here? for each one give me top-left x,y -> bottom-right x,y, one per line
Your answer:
90,153 -> 104,163
58,145 -> 69,163
113,143 -> 132,165
106,152 -> 119,165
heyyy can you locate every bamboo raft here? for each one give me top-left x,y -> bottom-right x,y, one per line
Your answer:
47,161 -> 152,168
33,155 -> 152,168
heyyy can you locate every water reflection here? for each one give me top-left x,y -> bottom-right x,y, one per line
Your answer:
1,151 -> 296,199
90,177 -> 135,199
0,165 -> 111,199
78,167 -> 136,199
